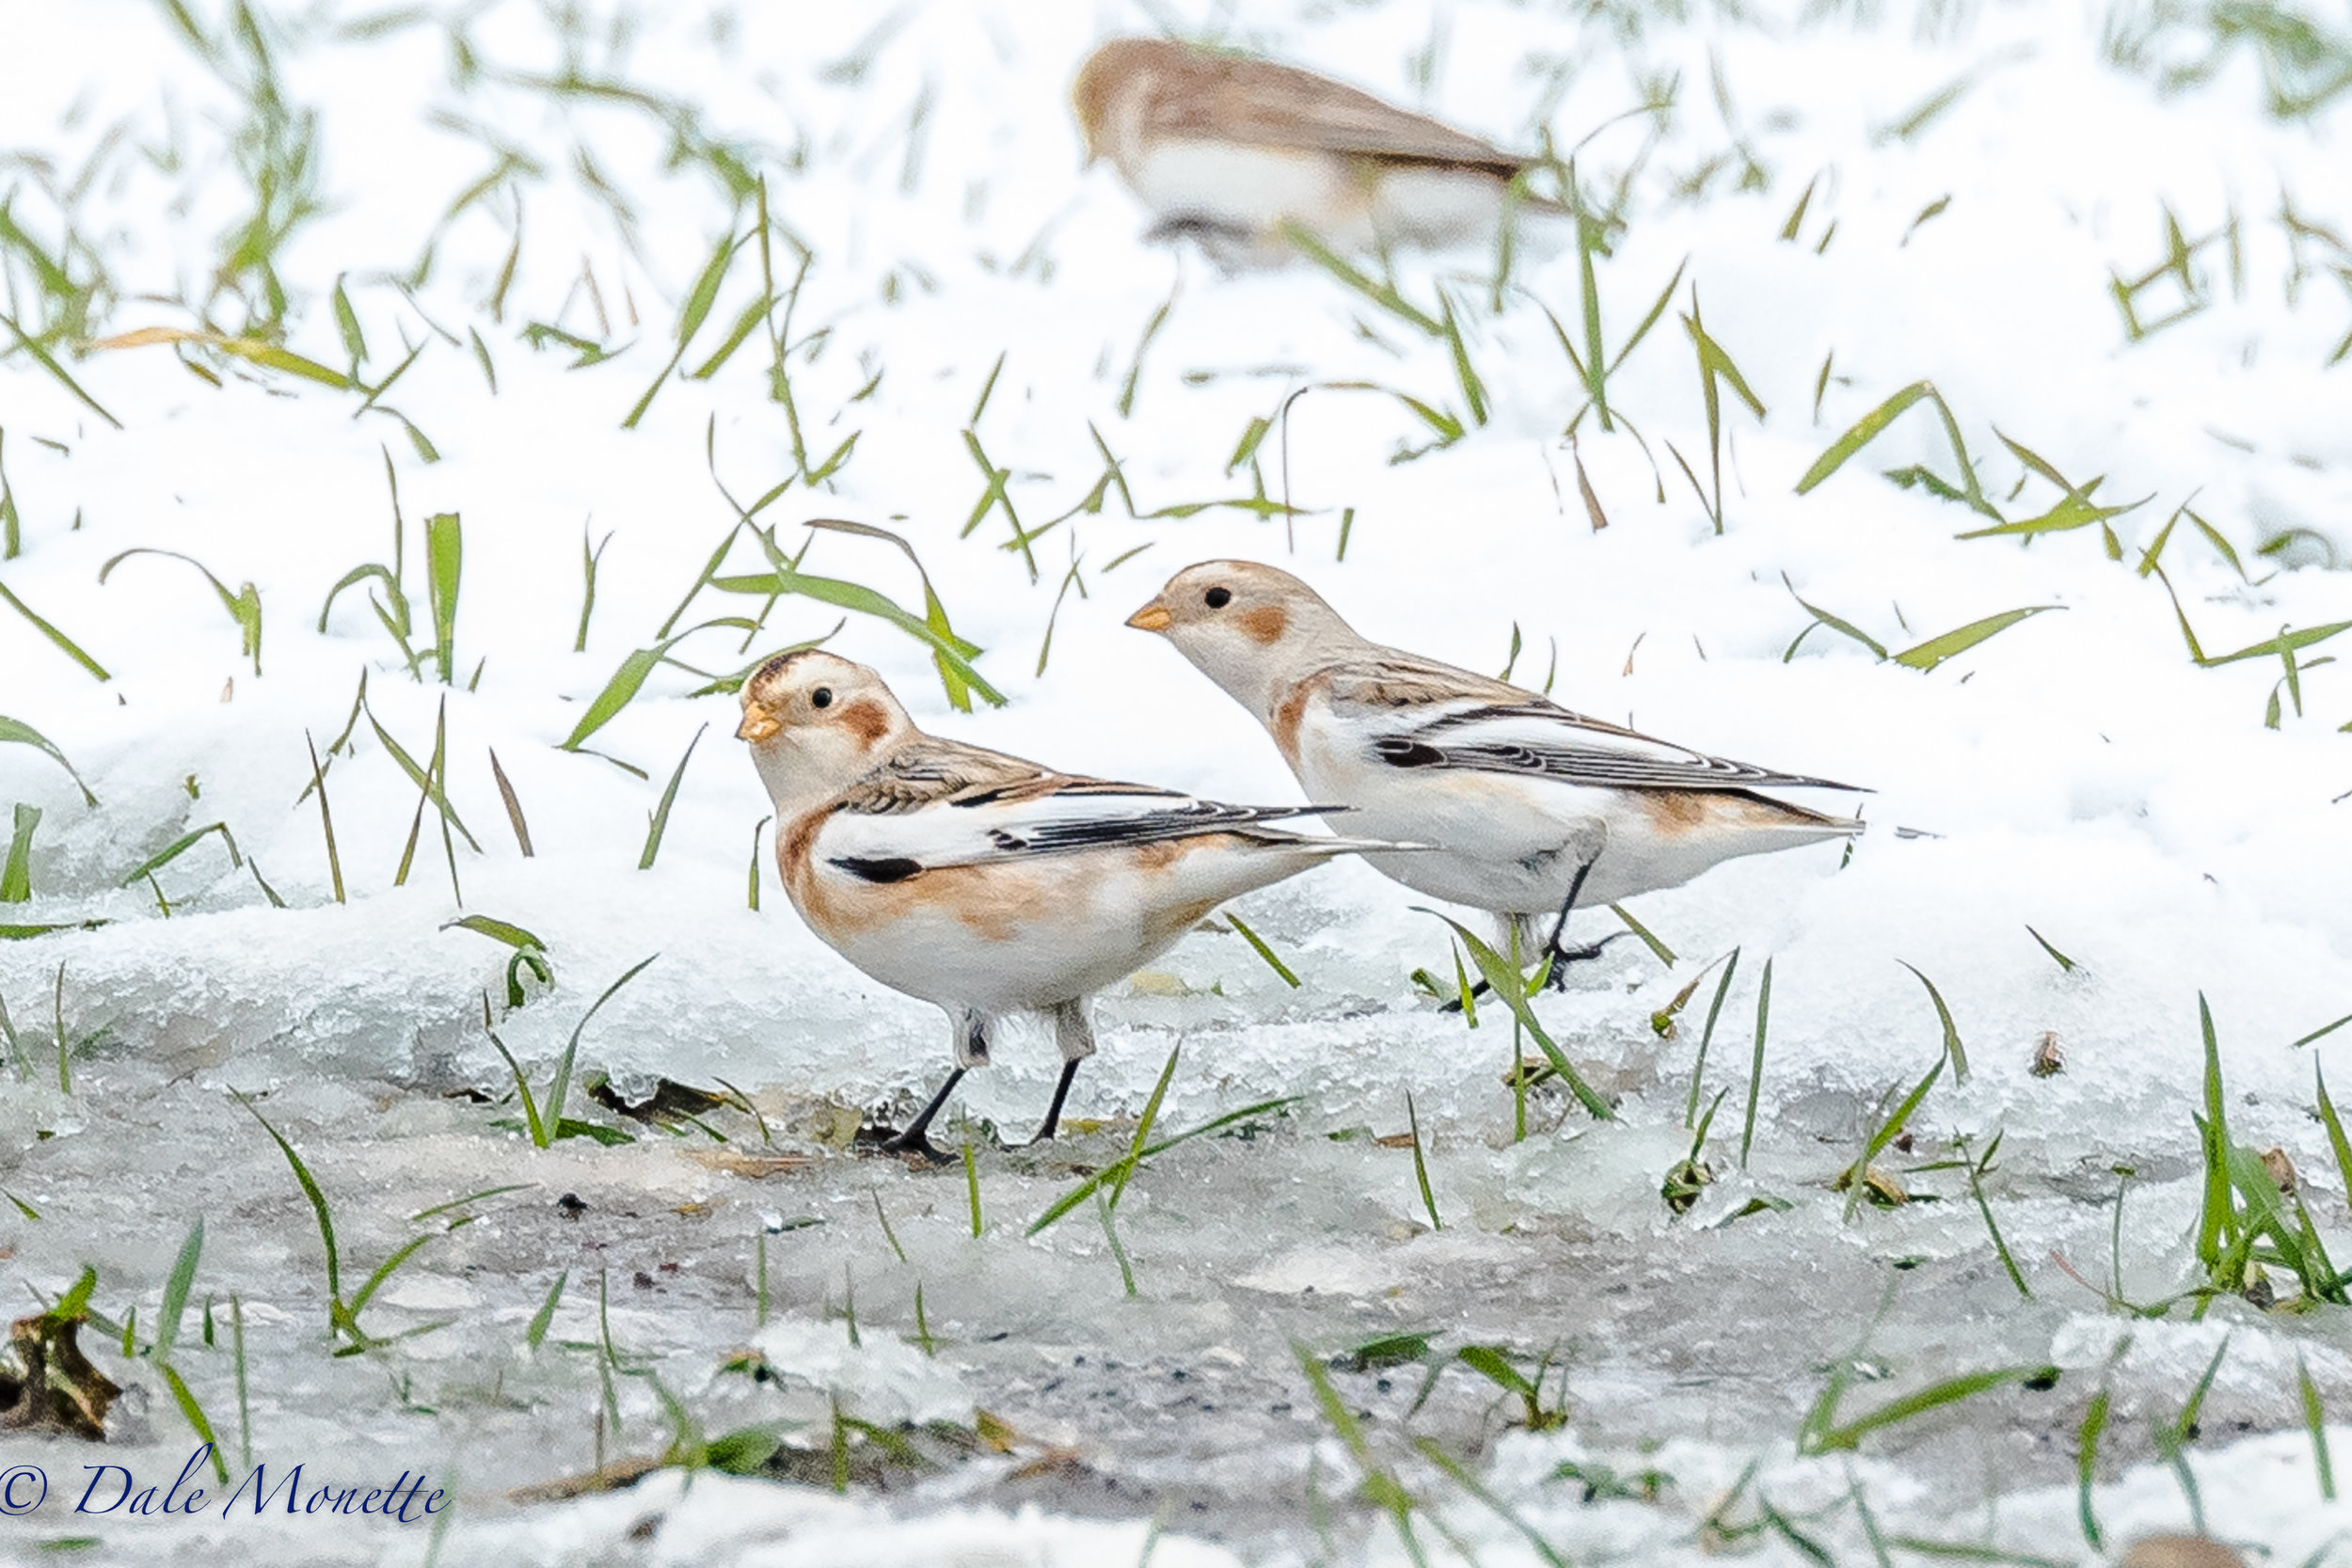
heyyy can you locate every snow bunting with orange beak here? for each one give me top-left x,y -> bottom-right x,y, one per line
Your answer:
1127,562 -> 1865,988
1072,37 -> 1560,258
737,649 -> 1393,1160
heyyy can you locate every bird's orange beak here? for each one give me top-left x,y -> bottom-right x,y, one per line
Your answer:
1125,597 -> 1172,633
736,708 -> 782,743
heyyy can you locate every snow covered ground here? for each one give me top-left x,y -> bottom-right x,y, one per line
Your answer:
1,0 -> 2349,1560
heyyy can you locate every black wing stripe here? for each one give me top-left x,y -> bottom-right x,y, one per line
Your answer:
1377,734 -> 1859,791
984,800 -> 1319,856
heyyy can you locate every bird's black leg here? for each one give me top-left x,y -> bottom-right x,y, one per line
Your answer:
867,1068 -> 965,1164
1033,999 -> 1095,1144
1537,858 -> 1629,990
866,1011 -> 988,1164
1034,1058 -> 1082,1145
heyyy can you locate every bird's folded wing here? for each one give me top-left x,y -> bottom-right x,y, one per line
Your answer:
819,784 -> 1323,877
1163,59 -> 1528,171
1370,702 -> 1863,793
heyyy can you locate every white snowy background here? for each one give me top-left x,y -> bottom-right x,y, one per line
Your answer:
0,0 -> 2349,1562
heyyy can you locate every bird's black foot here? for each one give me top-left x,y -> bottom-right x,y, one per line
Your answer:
857,1123 -> 955,1165
857,1066 -> 966,1166
1537,930 -> 1634,990
1028,1056 -> 1084,1147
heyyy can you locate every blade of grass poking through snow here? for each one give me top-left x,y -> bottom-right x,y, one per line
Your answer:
2316,1062 -> 2352,1215
1894,606 -> 2062,672
575,526 -> 612,653
1225,914 -> 1299,988
545,956 -> 660,1150
424,513 -> 461,684
304,734 -> 344,903
366,700 -> 481,851
526,1271 -> 566,1353
1898,962 -> 1970,1080
443,915 -> 549,1009
2295,1012 -> 2352,1051
2026,926 -> 2078,973
747,816 -> 769,911
964,1141 -> 982,1238
1611,904 -> 1675,966
489,749 -> 533,856
2076,1379 -> 2111,1548
120,822 -> 244,889
1032,1096 -> 1300,1236
1841,1054 -> 1944,1222
639,725 -> 707,870
1293,1343 -> 1429,1568
2302,1354 -> 2337,1501
1406,1092 -> 1441,1230
711,560 -> 1003,709
1680,288 -> 1767,534
2194,994 -> 2233,1280
1,805 -> 35,903
558,618 -> 750,752
98,548 -> 263,675
1,313 -> 120,428
1417,911 -> 1613,1119
626,228 -> 739,428
1688,947 -> 1741,1126
0,578 -> 112,680
802,518 -> 985,712
0,717 -> 98,806
1092,1185 -> 1137,1297
1964,1132 -> 2032,1297
1795,379 -> 1998,520
1106,1045 -> 1182,1212
1807,1362 -> 2061,1452
1740,958 -> 1773,1166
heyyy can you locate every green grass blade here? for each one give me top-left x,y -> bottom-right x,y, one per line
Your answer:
547,955 -> 660,1139
0,715 -> 98,805
1897,962 -> 1970,1079
638,724 -> 707,870
424,513 -> 462,684
0,578 -> 111,680
1,312 -> 121,428
1419,910 -> 1613,1119
1740,958 -> 1773,1166
1843,1055 -> 1945,1222
1796,382 -> 1936,494
1,803 -> 37,902
1813,1364 -> 2060,1451
1893,606 -> 2061,672
153,1219 -> 204,1361
235,1094 -> 342,1313
1225,913 -> 1300,988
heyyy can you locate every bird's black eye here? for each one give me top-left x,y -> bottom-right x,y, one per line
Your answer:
811,687 -> 833,708
1204,586 -> 1232,610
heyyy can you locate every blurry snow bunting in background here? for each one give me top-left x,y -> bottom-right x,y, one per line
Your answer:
737,649 -> 1395,1160
1072,36 -> 1563,260
1128,562 -> 1866,990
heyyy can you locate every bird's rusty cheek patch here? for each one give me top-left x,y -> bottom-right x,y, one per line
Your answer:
836,698 -> 894,749
1269,681 -> 1313,769
1238,604 -> 1288,645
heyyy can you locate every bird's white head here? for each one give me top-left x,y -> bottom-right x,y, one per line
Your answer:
1125,560 -> 1359,721
737,649 -> 914,816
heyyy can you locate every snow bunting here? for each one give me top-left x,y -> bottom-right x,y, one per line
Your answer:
737,649 -> 1388,1160
1126,562 -> 1865,986
1072,37 -> 1559,258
